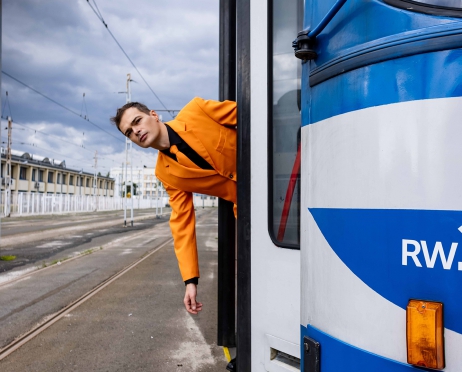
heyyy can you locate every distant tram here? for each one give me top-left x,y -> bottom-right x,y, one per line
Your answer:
219,0 -> 462,371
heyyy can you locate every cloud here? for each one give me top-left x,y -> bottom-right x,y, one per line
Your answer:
1,0 -> 219,176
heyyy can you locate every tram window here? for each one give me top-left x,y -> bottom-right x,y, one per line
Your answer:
268,0 -> 303,249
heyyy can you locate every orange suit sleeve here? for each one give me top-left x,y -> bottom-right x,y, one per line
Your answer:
163,181 -> 200,281
194,97 -> 237,126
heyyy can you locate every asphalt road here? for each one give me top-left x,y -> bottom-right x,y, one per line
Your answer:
0,208 -> 171,276
0,209 -> 163,238
0,208 -> 228,371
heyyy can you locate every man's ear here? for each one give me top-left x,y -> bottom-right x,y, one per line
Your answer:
150,109 -> 158,119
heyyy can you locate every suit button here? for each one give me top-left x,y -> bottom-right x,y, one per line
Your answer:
229,174 -> 233,179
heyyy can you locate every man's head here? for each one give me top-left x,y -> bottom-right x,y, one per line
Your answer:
111,102 -> 167,149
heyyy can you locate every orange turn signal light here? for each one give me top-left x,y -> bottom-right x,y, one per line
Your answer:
406,299 -> 444,370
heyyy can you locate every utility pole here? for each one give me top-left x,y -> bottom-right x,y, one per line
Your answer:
93,150 -> 98,210
4,117 -> 12,217
155,181 -> 159,218
130,139 -> 134,226
125,73 -> 134,227
123,161 -> 127,226
123,73 -> 132,227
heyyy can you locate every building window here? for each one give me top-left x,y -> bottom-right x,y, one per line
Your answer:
63,174 -> 67,184
86,178 -> 90,187
32,169 -> 36,181
57,173 -> 61,184
268,0 -> 302,249
39,170 -> 44,182
20,167 -> 27,180
69,175 -> 74,185
48,171 -> 54,183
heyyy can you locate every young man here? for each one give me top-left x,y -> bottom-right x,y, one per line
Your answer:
111,97 -> 237,315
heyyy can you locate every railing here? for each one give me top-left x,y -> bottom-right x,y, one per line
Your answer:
0,192 -> 218,217
0,192 -> 169,217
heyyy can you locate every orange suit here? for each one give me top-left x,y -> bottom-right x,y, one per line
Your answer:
155,97 -> 237,281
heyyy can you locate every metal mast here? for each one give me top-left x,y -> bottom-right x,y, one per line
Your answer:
4,117 -> 11,217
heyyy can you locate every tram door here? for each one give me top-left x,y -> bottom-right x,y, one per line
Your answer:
298,0 -> 462,371
248,0 -> 303,370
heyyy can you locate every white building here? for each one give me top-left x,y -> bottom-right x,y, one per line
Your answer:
110,166 -> 159,198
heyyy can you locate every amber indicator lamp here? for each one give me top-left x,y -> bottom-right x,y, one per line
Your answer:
406,299 -> 444,370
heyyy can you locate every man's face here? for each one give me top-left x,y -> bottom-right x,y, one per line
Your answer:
119,107 -> 161,149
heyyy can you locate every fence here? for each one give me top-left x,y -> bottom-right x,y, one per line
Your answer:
0,191 -> 169,217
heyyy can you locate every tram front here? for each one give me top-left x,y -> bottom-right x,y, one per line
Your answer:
296,1 -> 462,371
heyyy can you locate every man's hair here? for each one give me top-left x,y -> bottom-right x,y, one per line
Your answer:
110,102 -> 151,131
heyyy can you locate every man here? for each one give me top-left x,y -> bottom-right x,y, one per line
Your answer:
111,97 -> 237,315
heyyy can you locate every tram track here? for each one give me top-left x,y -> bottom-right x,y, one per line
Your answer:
0,224 -> 169,288
0,236 -> 173,361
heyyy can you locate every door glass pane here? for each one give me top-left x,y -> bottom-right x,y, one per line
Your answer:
270,0 -> 303,247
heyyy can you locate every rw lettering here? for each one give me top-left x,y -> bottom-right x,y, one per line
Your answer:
402,239 -> 461,270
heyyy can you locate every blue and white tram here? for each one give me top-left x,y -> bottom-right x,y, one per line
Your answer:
229,0 -> 462,371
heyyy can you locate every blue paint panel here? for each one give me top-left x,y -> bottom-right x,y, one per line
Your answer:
300,324 -> 415,371
302,0 -> 462,126
304,0 -> 457,68
309,208 -> 462,334
301,48 -> 462,125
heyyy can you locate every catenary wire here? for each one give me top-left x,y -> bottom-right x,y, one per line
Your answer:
3,139 -> 95,167
86,0 -> 174,119
1,71 -> 124,142
7,120 -> 119,164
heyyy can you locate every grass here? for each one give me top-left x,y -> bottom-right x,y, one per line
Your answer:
0,255 -> 16,261
36,246 -> 103,271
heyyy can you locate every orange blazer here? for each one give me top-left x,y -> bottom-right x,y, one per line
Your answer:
155,97 -> 237,281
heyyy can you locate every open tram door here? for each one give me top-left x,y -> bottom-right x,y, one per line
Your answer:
294,0 -> 462,371
218,0 -> 304,371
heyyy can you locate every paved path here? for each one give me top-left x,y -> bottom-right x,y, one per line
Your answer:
0,208 -> 170,247
0,208 -> 227,371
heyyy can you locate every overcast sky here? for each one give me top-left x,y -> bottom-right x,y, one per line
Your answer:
1,0 -> 219,176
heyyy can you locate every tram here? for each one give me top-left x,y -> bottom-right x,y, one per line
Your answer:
219,0 -> 462,371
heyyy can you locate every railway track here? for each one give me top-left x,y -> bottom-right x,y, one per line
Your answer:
0,237 -> 173,361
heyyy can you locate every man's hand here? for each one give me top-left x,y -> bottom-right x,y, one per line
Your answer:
184,283 -> 203,314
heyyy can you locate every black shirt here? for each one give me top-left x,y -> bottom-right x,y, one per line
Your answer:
161,124 -> 213,170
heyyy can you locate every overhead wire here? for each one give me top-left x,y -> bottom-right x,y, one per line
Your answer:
0,123 -> 120,178
86,0 -> 174,119
1,71 -> 124,142
0,136 -> 94,166
80,92 -> 89,120
1,91 -> 13,119
10,122 -> 120,165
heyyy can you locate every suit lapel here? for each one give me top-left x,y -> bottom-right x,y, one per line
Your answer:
161,154 -> 217,179
165,119 -> 216,169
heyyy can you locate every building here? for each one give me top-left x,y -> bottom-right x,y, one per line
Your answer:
110,166 -> 158,198
1,148 -> 115,196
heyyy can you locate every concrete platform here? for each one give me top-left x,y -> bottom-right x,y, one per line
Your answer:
0,208 -> 228,371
